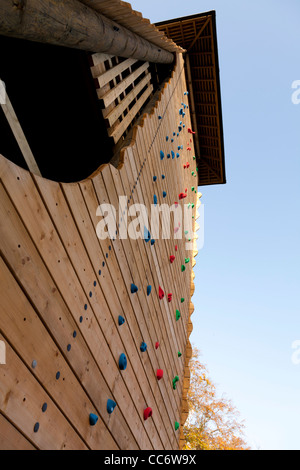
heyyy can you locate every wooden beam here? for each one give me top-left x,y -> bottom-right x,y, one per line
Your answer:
0,83 -> 41,176
0,0 -> 174,64
187,18 -> 211,52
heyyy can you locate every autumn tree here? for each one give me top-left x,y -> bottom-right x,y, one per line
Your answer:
183,346 -> 250,450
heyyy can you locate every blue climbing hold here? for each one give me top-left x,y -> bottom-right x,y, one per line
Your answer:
179,108 -> 183,115
89,413 -> 98,426
153,194 -> 158,206
147,285 -> 152,296
158,115 -> 162,119
131,283 -> 138,294
176,153 -> 180,158
162,174 -> 165,179
119,353 -> 127,370
107,399 -> 117,414
167,153 -> 170,159
153,175 -> 157,182
140,342 -> 147,352
163,191 -> 167,198
144,226 -> 151,242
166,136 -> 169,141
118,315 -> 125,326
34,422 -> 39,433
171,150 -> 175,159
56,371 -> 60,380
150,239 -> 155,245
42,403 -> 47,413
160,150 -> 165,160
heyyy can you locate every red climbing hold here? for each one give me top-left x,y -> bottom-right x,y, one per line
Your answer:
158,286 -> 164,300
188,128 -> 195,134
157,369 -> 163,381
175,245 -> 178,252
187,146 -> 191,151
174,202 -> 178,208
155,341 -> 160,349
179,192 -> 187,200
168,293 -> 172,302
144,407 -> 153,420
170,255 -> 175,264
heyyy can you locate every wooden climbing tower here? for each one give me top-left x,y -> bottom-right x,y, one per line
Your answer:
0,1 -> 225,451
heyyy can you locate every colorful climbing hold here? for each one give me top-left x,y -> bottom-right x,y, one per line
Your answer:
150,239 -> 155,245
89,413 -> 98,426
144,226 -> 151,242
178,351 -> 182,357
185,258 -> 190,264
157,369 -> 163,381
153,194 -> 158,206
163,191 -> 167,198
175,421 -> 180,431
119,353 -> 127,370
171,150 -> 175,159
181,298 -> 185,303
153,176 -> 157,182
167,293 -> 172,303
147,285 -> 152,296
118,315 -> 125,326
170,255 -> 175,264
175,245 -> 178,252
155,341 -> 160,350
158,286 -> 164,300
181,265 -> 186,272
144,407 -> 152,421
33,422 -> 39,433
107,399 -> 117,414
160,150 -> 165,160
140,342 -> 147,352
176,310 -> 181,321
179,193 -> 187,200
162,174 -> 165,179
131,283 -> 138,294
172,375 -> 179,389
188,128 -> 195,134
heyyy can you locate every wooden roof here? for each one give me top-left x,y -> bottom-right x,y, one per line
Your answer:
78,0 -> 184,54
156,11 -> 226,186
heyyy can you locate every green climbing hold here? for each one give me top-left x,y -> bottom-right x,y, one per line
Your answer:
181,298 -> 185,303
181,265 -> 186,272
175,421 -> 180,431
178,351 -> 182,357
185,258 -> 190,264
191,186 -> 195,191
176,309 -> 181,321
172,375 -> 179,389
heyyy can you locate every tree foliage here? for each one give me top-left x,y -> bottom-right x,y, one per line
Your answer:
183,346 -> 250,450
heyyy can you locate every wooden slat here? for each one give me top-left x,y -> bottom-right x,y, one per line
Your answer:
0,414 -> 36,450
98,61 -> 149,107
95,58 -> 137,87
109,83 -> 153,142
0,88 -> 41,176
102,72 -> 151,124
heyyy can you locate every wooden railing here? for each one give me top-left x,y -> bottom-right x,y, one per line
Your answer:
90,53 -> 153,145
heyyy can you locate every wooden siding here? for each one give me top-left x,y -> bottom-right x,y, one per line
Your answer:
0,53 -> 200,450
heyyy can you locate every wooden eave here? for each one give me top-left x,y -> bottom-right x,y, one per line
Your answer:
78,0 -> 184,54
156,11 -> 226,186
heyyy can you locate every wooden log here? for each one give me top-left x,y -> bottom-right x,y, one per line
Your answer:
0,0 -> 174,64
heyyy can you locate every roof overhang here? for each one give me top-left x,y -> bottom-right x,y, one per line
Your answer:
156,11 -> 226,186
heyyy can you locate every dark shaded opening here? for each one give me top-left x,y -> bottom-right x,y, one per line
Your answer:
0,36 -> 114,183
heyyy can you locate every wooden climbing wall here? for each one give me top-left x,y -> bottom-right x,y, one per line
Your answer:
0,53 -> 200,450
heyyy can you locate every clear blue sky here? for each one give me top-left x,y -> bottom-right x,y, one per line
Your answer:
131,0 -> 300,450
